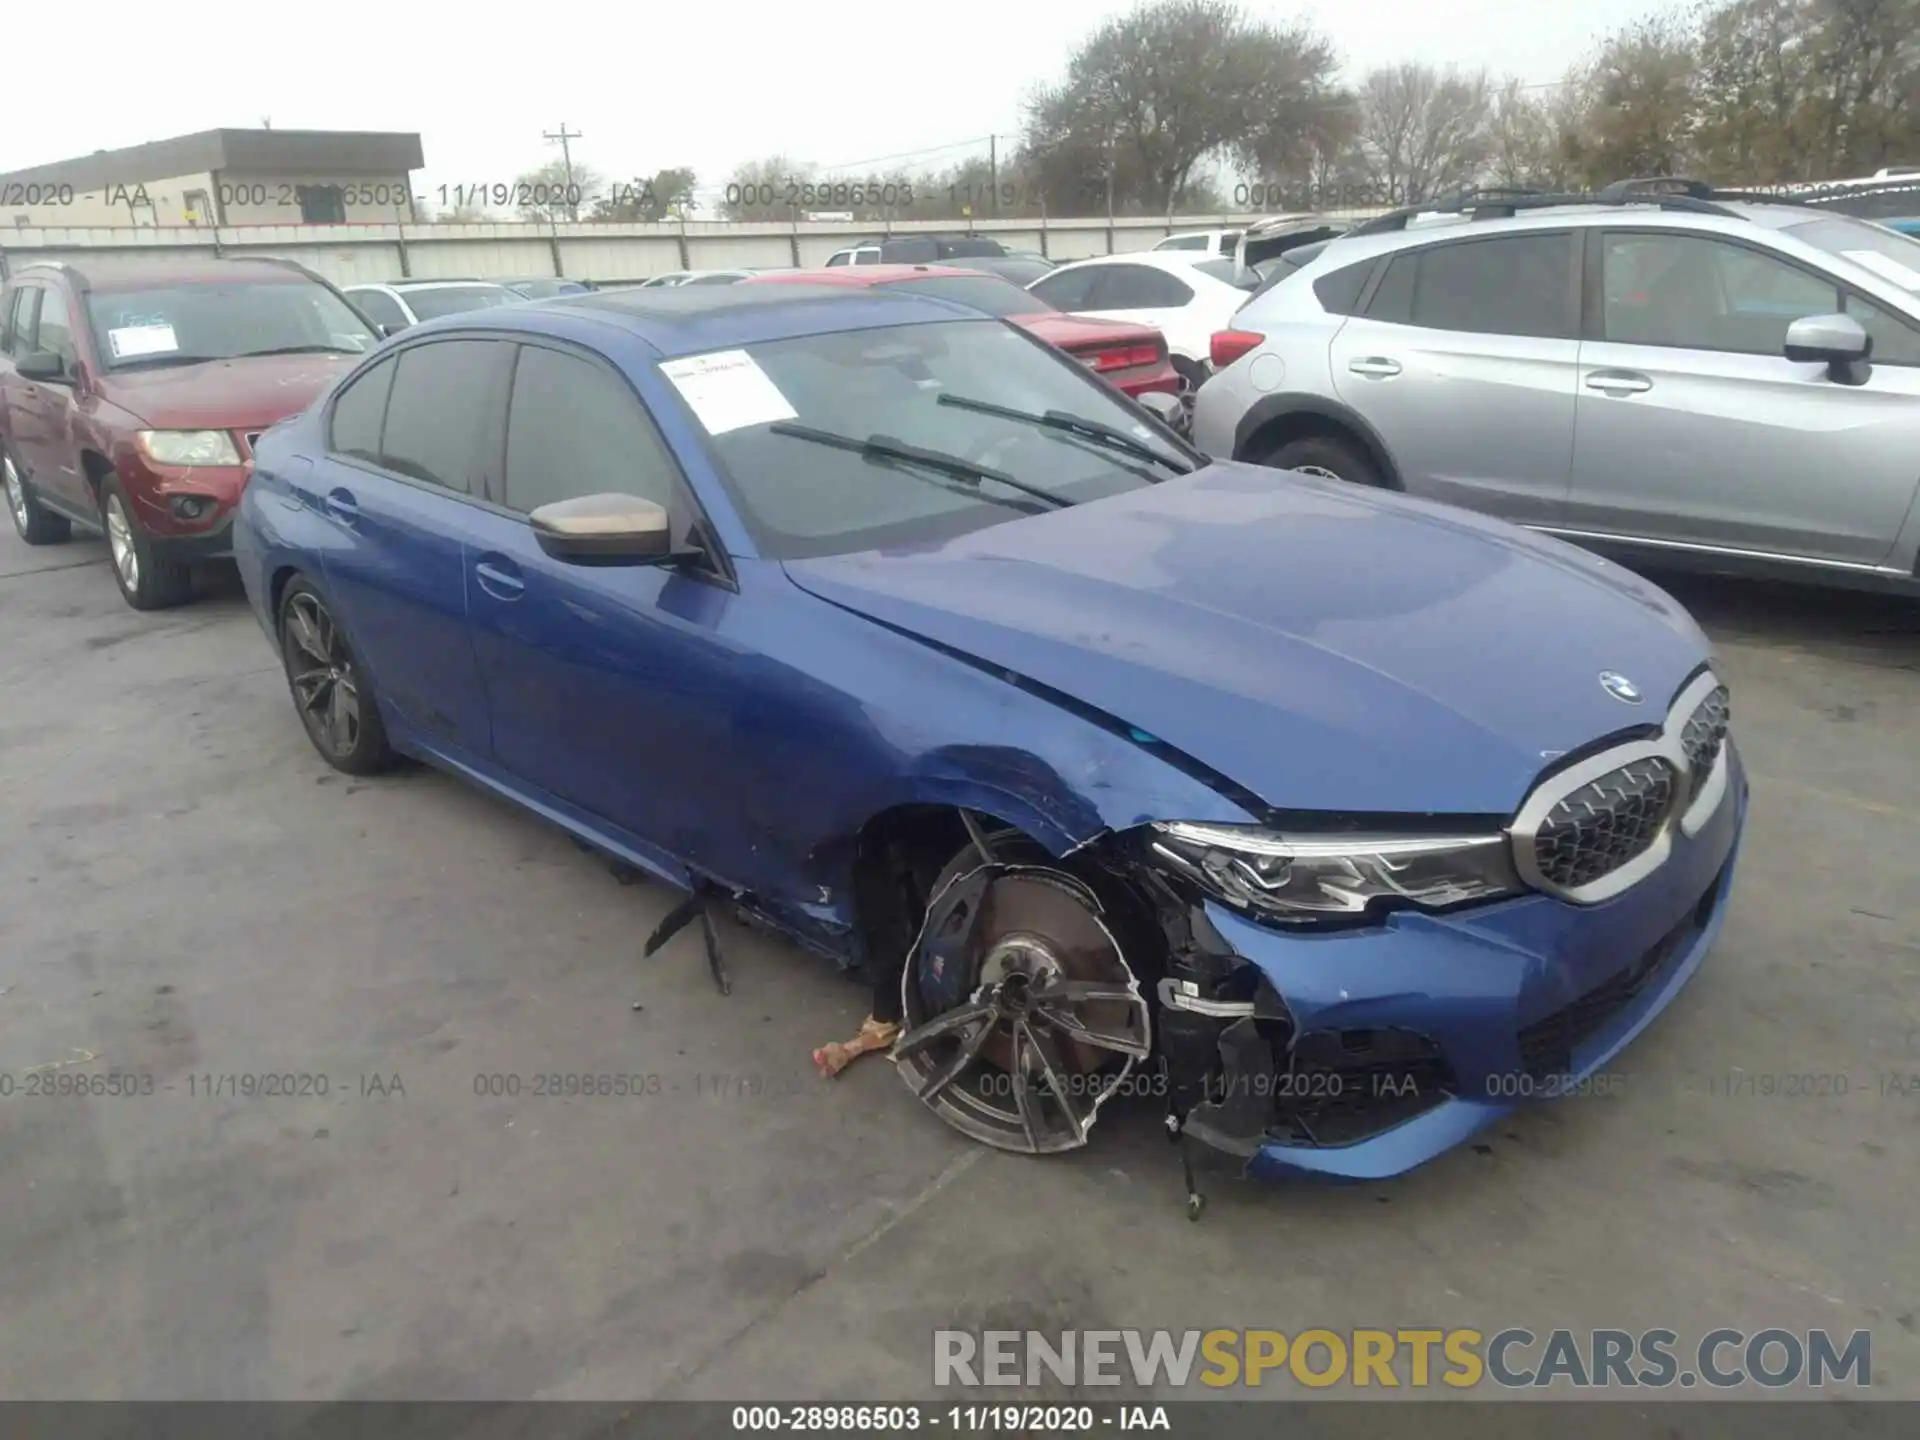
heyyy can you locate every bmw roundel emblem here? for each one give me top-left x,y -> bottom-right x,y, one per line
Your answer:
1599,671 -> 1643,704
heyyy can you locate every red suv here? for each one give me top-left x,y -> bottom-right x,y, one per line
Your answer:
740,265 -> 1183,401
1,257 -> 379,609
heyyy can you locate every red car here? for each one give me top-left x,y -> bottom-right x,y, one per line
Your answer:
740,264 -> 1182,400
1,256 -> 379,609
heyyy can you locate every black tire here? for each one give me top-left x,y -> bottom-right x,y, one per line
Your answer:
276,576 -> 394,775
1257,433 -> 1385,488
99,476 -> 193,610
4,446 -> 72,545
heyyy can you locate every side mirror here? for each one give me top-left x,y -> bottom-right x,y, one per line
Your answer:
1785,312 -> 1871,383
1135,389 -> 1190,437
16,351 -> 67,383
529,492 -> 674,564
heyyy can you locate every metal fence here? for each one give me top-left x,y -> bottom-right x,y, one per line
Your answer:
0,211 -> 1392,287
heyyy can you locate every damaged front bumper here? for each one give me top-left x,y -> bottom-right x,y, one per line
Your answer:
1157,748 -> 1747,1183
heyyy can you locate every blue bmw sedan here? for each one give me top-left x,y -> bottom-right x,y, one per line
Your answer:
234,284 -> 1745,1189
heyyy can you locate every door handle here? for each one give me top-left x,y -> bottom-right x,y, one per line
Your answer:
1585,370 -> 1653,395
1348,357 -> 1402,378
473,555 -> 525,601
323,488 -> 360,526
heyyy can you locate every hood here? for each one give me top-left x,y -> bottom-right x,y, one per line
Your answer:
94,353 -> 357,429
1012,313 -> 1165,352
783,463 -> 1712,818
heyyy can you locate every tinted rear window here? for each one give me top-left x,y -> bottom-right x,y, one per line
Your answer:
1313,257 -> 1373,314
1369,234 -> 1573,338
379,340 -> 504,493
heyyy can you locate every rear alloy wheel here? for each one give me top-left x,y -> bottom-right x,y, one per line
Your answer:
1259,434 -> 1384,488
100,477 -> 193,610
894,847 -> 1153,1155
4,450 -> 71,545
278,580 -> 393,775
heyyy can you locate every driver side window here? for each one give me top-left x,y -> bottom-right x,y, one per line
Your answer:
1602,233 -> 1840,355
502,344 -> 681,515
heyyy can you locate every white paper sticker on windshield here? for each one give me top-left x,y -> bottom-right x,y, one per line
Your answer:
107,323 -> 180,359
658,349 -> 797,435
1843,250 -> 1920,291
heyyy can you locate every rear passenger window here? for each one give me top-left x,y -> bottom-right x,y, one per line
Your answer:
1410,235 -> 1572,338
503,344 -> 680,513
1093,265 -> 1194,309
1369,236 -> 1572,338
1313,260 -> 1375,316
379,340 -> 504,494
328,357 -> 396,463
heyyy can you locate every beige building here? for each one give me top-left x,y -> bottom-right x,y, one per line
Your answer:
1,128 -> 425,229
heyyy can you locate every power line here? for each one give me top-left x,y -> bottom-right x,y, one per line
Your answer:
819,134 -> 1004,174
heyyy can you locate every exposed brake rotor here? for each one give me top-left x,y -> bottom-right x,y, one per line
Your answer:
894,863 -> 1152,1154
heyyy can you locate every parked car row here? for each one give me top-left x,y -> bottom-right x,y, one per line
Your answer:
2,251 -> 1748,1193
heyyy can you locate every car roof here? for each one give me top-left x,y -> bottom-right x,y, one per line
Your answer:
407,282 -> 991,360
376,278 -> 517,291
1322,197 -> 1828,263
749,264 -> 996,287
1046,250 -> 1228,275
16,255 -> 320,292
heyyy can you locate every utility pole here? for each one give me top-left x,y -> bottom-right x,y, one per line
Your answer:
543,122 -> 584,221
989,135 -> 999,217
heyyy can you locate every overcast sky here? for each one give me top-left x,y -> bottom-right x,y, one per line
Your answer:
7,0 -> 1671,208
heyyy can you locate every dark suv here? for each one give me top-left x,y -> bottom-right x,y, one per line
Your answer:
1,256 -> 378,609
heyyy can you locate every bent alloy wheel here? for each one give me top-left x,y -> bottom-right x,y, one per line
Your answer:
278,580 -> 392,775
895,859 -> 1153,1154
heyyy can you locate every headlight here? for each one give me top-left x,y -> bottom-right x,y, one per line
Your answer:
137,430 -> 242,465
1148,820 -> 1522,923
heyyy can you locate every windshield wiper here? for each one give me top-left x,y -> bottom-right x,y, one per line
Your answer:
108,353 -> 225,370
936,392 -> 1194,473
768,422 -> 1076,510
237,344 -> 367,357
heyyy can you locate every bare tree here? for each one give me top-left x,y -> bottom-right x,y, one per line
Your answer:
1486,79 -> 1579,190
1355,64 -> 1495,204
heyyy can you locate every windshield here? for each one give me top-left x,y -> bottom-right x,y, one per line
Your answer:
665,319 -> 1193,559
1193,258 -> 1242,285
1785,217 -> 1920,293
879,275 -> 1054,317
86,281 -> 378,367
401,285 -> 520,319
